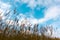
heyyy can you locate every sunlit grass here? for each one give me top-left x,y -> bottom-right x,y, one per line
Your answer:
0,33 -> 60,40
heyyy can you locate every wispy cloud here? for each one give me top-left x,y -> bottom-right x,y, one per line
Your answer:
0,1 -> 11,10
16,0 -> 60,9
38,6 -> 60,23
0,1 -> 11,20
38,5 -> 60,37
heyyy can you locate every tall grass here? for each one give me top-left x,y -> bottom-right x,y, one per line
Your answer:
0,32 -> 60,40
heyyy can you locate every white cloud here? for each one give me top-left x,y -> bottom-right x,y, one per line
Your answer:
27,0 -> 37,9
54,0 -> 60,3
18,0 -> 60,9
29,18 -> 38,24
0,1 -> 11,20
16,5 -> 60,29
17,13 -> 38,26
15,0 -> 37,9
38,6 -> 60,23
37,0 -> 54,6
52,28 -> 60,38
0,1 -> 11,10
21,0 -> 29,3
38,6 -> 60,38
45,6 -> 60,18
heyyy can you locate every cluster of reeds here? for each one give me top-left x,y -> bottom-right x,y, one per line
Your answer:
0,9 -> 59,40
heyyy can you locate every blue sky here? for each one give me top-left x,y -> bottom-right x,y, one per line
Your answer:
0,0 -> 60,38
0,0 -> 45,19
